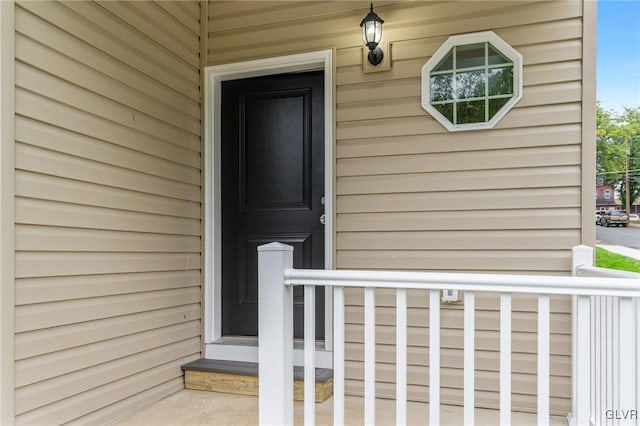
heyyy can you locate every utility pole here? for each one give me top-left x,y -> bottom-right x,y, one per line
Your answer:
625,143 -> 631,214
617,122 -> 632,214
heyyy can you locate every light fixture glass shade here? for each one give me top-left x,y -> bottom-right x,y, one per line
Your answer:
362,19 -> 382,48
359,3 -> 384,51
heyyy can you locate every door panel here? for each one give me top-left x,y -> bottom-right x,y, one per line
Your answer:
221,71 -> 325,338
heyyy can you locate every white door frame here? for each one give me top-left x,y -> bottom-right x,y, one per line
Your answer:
203,50 -> 334,367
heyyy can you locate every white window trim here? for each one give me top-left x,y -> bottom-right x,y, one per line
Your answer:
421,31 -> 523,132
203,50 -> 334,367
604,189 -> 611,199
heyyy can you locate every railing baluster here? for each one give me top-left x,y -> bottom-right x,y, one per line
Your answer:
365,287 -> 376,425
396,288 -> 407,425
333,286 -> 345,426
636,298 -> 640,425
464,291 -> 475,425
429,289 -> 440,426
593,296 -> 600,426
500,293 -> 511,426
612,297 -> 620,424
304,285 -> 315,426
537,294 -> 550,426
574,294 -> 591,426
618,297 -> 635,422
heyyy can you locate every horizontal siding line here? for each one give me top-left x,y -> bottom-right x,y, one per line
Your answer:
207,1 -> 571,45
15,171 -> 201,220
14,288 -> 202,331
387,37 -> 582,65
336,37 -> 582,70
16,273 -> 201,306
15,115 -> 201,176
207,5 -> 364,34
15,74 -> 201,146
335,58 -> 581,88
14,9 -> 200,116
16,267 -> 203,284
129,1 -> 199,52
94,2 -> 200,68
14,37 -> 201,129
207,1 -> 409,26
335,76 -> 582,94
14,90 -> 202,161
15,197 -> 201,236
336,130 -> 578,148
334,185 -> 581,197
58,1 -> 200,84
155,1 -> 200,37
14,338 -> 200,416
335,107 -> 582,139
335,101 -> 582,125
13,166 -> 200,205
15,249 -> 201,256
336,124 -> 581,155
15,223 -> 203,240
14,127 -> 202,186
16,284 -> 202,308
336,207 -> 581,215
334,143 -> 581,164
15,143 -> 201,202
334,51 -> 582,72
14,304 -> 201,360
70,378 -> 185,426
342,324 -> 571,336
16,3 -> 200,101
14,355 -> 197,425
14,167 -> 200,203
335,164 -> 581,181
510,36 -> 582,50
336,80 -> 581,107
16,332 -> 200,379
14,195 -> 201,225
14,334 -> 200,391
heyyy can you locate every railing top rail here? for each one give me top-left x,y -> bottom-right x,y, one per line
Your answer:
575,264 -> 640,279
284,268 -> 640,298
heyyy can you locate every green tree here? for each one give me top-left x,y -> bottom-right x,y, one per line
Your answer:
596,105 -> 640,211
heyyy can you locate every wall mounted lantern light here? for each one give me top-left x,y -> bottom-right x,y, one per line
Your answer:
360,3 -> 384,66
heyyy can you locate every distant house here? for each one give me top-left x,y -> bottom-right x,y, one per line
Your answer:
596,184 -> 622,210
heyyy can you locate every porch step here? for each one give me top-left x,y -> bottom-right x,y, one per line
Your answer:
181,359 -> 333,403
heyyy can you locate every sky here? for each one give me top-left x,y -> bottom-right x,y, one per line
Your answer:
597,0 -> 640,115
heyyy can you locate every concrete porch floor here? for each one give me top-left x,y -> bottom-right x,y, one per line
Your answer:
112,389 -> 567,425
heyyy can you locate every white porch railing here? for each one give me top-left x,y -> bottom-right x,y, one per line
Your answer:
258,243 -> 640,426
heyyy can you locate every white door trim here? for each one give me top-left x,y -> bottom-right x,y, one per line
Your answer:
203,50 -> 334,367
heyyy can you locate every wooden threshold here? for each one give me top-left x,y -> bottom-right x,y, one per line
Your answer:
182,359 -> 333,403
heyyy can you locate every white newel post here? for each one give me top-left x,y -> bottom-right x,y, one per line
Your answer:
571,245 -> 593,426
258,242 -> 294,426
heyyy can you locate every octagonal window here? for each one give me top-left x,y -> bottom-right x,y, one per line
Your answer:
421,32 -> 523,131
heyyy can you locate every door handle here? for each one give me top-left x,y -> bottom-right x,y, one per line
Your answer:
319,214 -> 326,225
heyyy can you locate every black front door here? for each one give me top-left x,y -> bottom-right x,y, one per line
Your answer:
221,71 -> 325,339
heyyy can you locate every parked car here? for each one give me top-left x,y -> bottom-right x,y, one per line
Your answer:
599,210 -> 628,227
629,213 -> 639,221
596,211 -> 604,224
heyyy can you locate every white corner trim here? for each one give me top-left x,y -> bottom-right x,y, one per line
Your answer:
203,50 -> 335,357
421,31 -> 523,132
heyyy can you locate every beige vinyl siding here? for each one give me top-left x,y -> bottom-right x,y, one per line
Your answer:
208,1 -> 585,414
14,1 -> 202,423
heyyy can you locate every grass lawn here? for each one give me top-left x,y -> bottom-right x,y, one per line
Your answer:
595,247 -> 640,273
